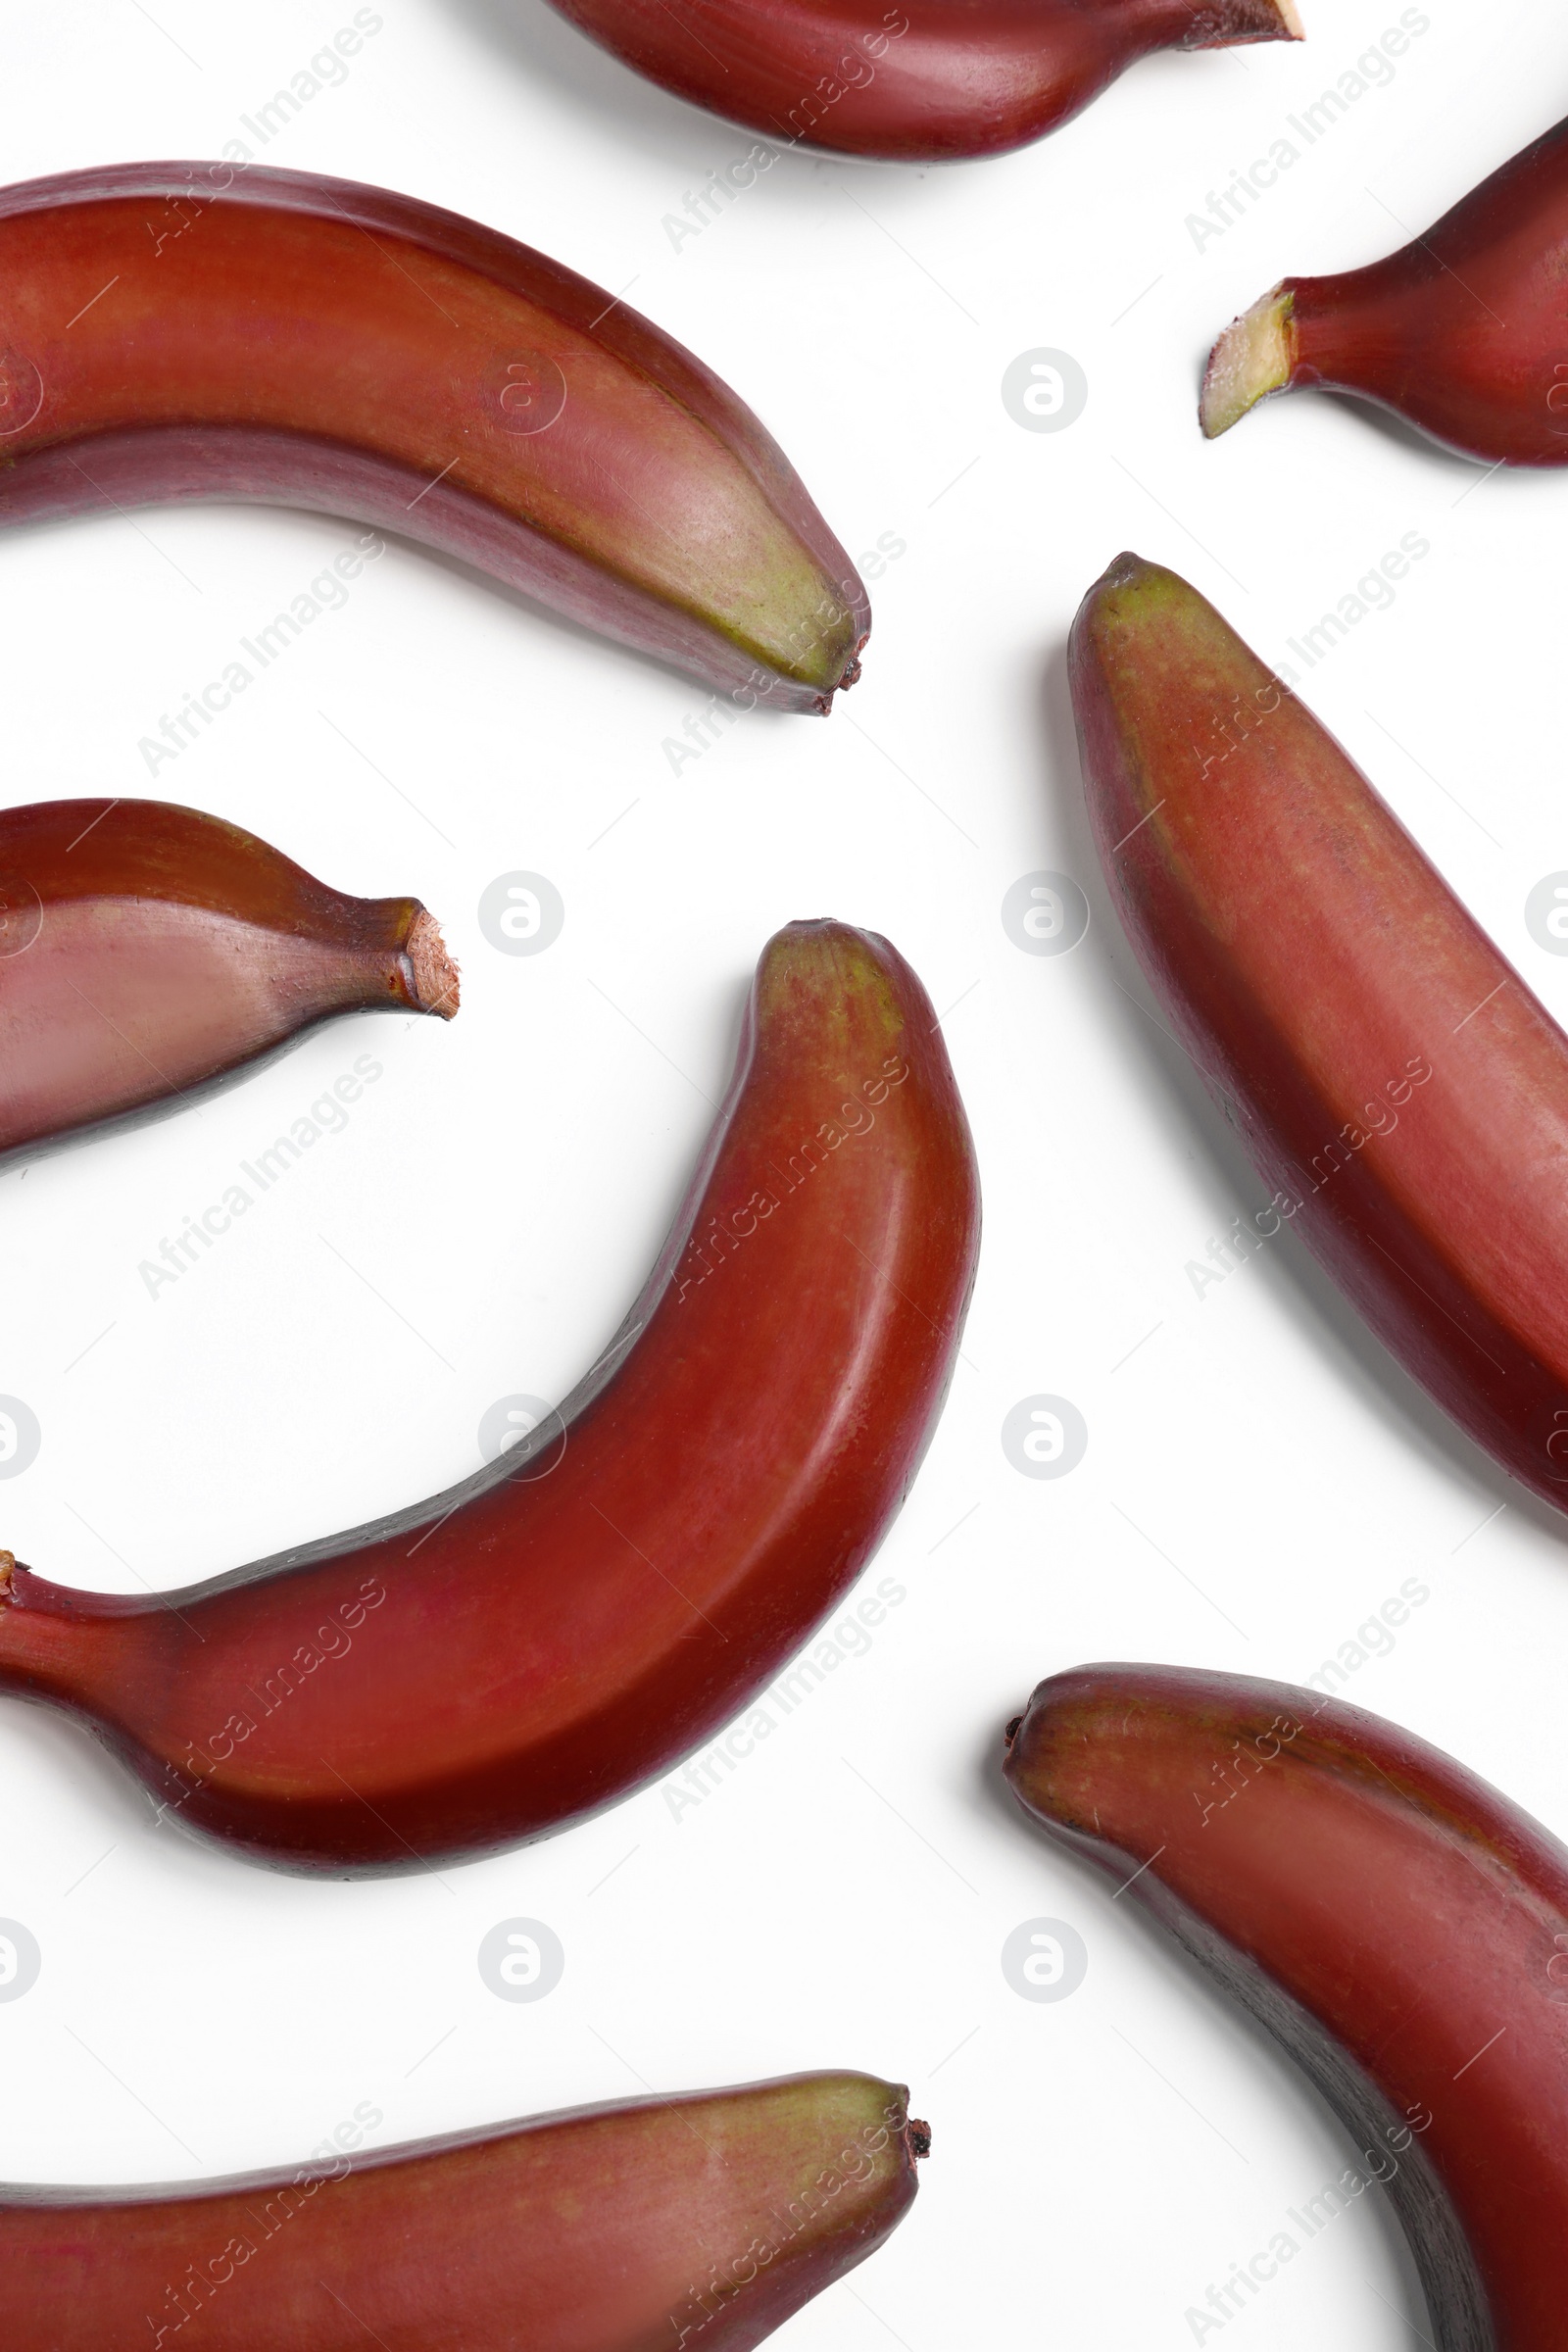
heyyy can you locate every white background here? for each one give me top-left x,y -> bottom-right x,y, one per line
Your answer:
1,1 -> 1565,2343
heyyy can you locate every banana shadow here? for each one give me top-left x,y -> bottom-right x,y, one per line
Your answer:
1196,364 -> 1568,482
439,0 -> 939,180
1312,392 -> 1487,471
0,1694 -> 186,1850
1038,632 -> 1568,1556
0,1004 -> 397,1182
439,0 -> 881,176
1191,372 -> 1479,472
0,496 -> 827,736
440,0 -> 727,168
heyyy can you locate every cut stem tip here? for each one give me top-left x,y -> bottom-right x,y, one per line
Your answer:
1200,284 -> 1296,438
408,907 -> 462,1018
1185,0 -> 1305,47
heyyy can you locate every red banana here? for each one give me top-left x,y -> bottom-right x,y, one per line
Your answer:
547,0 -> 1301,164
0,797 -> 455,1160
1072,552 -> 1568,1513
0,2071 -> 926,2352
0,919 -> 978,1870
1201,114 -> 1568,461
1006,1664 -> 1568,2352
0,164 -> 867,710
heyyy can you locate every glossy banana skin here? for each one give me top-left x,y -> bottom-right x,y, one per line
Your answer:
1072,553 -> 1568,1513
1202,115 -> 1568,460
0,797 -> 455,1161
0,920 -> 978,1871
548,0 -> 1301,163
0,2072 -> 926,2352
0,164 -> 867,709
1005,1663 -> 1568,2352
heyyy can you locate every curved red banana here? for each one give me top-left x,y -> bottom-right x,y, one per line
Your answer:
0,164 -> 867,710
1072,552 -> 1568,1513
548,0 -> 1301,164
0,2072 -> 926,2351
1201,113 -> 1568,461
0,798 -> 455,1160
0,919 -> 979,1870
1006,1663 -> 1568,2352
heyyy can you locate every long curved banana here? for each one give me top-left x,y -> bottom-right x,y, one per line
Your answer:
0,164 -> 867,709
0,2072 -> 926,2351
1073,553 -> 1568,1515
0,919 -> 979,1870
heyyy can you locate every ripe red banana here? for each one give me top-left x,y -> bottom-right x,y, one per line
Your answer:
1072,552 -> 1568,1514
0,2071 -> 926,2351
0,919 -> 978,1870
1006,1663 -> 1568,2352
0,164 -> 867,710
1201,113 -> 1568,461
547,0 -> 1302,164
0,797 -> 455,1160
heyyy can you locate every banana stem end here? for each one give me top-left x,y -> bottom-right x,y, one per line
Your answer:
1200,285 -> 1296,438
1182,0 -> 1304,48
408,907 -> 462,1019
